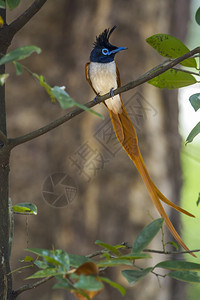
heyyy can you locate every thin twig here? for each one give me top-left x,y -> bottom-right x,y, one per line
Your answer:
86,250 -> 107,258
12,276 -> 53,298
8,0 -> 47,36
87,243 -> 200,258
143,248 -> 200,255
7,264 -> 34,276
172,67 -> 200,77
7,46 -> 200,149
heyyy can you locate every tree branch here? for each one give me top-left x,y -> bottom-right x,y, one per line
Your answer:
12,276 -> 53,298
86,250 -> 108,258
86,243 -> 200,257
8,46 -> 200,149
114,46 -> 200,96
8,0 -> 47,36
143,248 -> 200,255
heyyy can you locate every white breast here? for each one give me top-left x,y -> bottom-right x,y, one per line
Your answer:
89,62 -> 122,114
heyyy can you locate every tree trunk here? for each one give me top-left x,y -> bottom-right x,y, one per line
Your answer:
168,1 -> 191,299
0,148 -> 12,299
0,4 -> 12,299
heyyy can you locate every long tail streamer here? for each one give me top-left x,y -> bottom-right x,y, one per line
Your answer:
107,101 -> 196,257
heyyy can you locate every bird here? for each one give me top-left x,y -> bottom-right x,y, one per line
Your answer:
85,26 -> 196,257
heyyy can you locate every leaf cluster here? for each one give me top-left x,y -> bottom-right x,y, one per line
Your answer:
13,219 -> 200,299
146,33 -> 200,143
0,46 -> 103,119
0,0 -> 20,10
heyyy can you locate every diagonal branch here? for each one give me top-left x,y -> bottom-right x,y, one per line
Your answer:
12,276 -> 53,298
113,46 -> 200,97
8,0 -> 47,36
143,248 -> 200,255
8,46 -> 200,149
8,105 -> 89,148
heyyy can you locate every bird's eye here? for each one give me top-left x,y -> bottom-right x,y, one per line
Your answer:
102,48 -> 109,55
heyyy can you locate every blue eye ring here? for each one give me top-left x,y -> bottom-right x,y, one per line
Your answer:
102,48 -> 109,55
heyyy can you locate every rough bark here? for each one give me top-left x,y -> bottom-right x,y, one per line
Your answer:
0,5 -> 12,299
0,148 -> 12,299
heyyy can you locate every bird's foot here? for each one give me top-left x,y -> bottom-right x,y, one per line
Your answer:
109,88 -> 114,98
93,93 -> 100,104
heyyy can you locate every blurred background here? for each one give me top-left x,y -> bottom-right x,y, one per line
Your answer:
5,0 -> 200,299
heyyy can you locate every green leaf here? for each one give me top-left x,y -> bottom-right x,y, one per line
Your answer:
119,253 -> 151,260
34,260 -> 49,269
0,0 -> 6,8
51,86 -> 73,108
155,260 -> 200,271
7,0 -> 20,10
132,218 -> 164,253
97,253 -> 149,267
186,122 -> 200,144
146,34 -> 197,68
51,86 -> 104,119
19,256 -> 33,263
26,267 -> 63,279
165,241 -> 179,251
13,61 -> 23,75
74,275 -> 104,291
69,254 -> 92,268
26,248 -> 70,271
189,93 -> 200,111
53,282 -> 72,290
97,259 -> 134,267
53,276 -> 74,290
0,46 -> 41,65
99,277 -> 126,296
168,271 -> 200,283
95,240 -> 121,256
51,250 -> 70,270
195,7 -> 200,25
0,74 -> 9,86
33,74 -> 56,102
122,268 -> 153,286
148,69 -> 197,89
12,202 -> 37,215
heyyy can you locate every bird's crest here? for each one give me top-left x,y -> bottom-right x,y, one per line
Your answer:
93,26 -> 116,48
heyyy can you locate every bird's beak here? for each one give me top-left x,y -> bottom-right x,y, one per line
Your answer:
109,47 -> 127,54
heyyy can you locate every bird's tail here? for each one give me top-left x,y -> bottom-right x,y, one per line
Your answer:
107,101 -> 196,257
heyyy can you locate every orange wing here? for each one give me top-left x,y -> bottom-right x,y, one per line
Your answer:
85,62 -> 97,95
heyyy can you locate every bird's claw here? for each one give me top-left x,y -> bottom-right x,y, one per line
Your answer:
109,88 -> 115,98
93,94 -> 100,104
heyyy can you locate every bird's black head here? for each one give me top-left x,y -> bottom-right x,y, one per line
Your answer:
90,26 -> 127,63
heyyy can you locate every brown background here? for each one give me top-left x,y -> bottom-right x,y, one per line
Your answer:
7,0 -> 191,299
